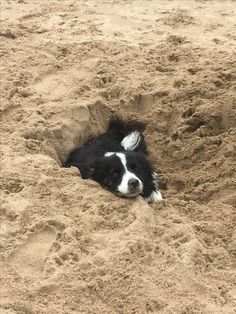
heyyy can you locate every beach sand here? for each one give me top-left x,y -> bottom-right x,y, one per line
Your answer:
0,0 -> 236,313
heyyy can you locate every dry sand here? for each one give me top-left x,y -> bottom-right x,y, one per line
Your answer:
0,0 -> 236,313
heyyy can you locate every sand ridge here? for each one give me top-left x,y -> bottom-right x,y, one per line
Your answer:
0,0 -> 236,313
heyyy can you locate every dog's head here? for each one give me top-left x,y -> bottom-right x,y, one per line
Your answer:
87,152 -> 152,198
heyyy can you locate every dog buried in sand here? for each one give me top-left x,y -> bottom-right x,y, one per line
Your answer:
65,116 -> 163,203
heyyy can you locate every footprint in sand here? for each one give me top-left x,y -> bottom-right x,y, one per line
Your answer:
8,226 -> 56,278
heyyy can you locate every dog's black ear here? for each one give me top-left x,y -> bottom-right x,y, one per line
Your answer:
80,164 -> 95,179
68,162 -> 93,179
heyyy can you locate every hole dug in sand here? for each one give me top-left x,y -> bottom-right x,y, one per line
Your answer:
20,85 -> 235,206
53,100 -> 112,164
58,99 -> 168,201
22,99 -> 112,166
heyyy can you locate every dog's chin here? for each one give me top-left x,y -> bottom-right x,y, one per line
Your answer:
114,190 -> 142,199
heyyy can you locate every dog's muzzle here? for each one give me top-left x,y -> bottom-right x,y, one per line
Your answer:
127,178 -> 142,196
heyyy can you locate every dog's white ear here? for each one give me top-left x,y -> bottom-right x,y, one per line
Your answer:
121,131 -> 141,151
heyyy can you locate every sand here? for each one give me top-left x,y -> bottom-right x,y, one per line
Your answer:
0,0 -> 236,313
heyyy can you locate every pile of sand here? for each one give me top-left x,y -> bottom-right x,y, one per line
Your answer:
0,0 -> 235,313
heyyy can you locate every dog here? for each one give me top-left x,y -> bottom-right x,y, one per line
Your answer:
65,117 -> 162,203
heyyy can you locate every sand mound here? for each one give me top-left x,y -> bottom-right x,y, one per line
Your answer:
0,0 -> 236,313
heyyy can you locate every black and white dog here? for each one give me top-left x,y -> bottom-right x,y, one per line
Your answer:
65,117 -> 162,203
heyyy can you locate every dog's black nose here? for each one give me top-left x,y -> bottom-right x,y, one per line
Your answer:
128,178 -> 139,189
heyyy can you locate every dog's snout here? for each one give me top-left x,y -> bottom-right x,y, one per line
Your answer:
128,178 -> 139,189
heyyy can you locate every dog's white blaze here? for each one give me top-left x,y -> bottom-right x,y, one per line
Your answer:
104,152 -> 162,200
105,151 -> 143,194
121,131 -> 141,151
116,153 -> 143,195
104,152 -> 143,194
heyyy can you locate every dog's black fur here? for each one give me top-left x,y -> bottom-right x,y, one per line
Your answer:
65,117 -> 162,202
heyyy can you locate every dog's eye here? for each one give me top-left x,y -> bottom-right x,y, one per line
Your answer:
129,163 -> 138,171
112,169 -> 120,176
